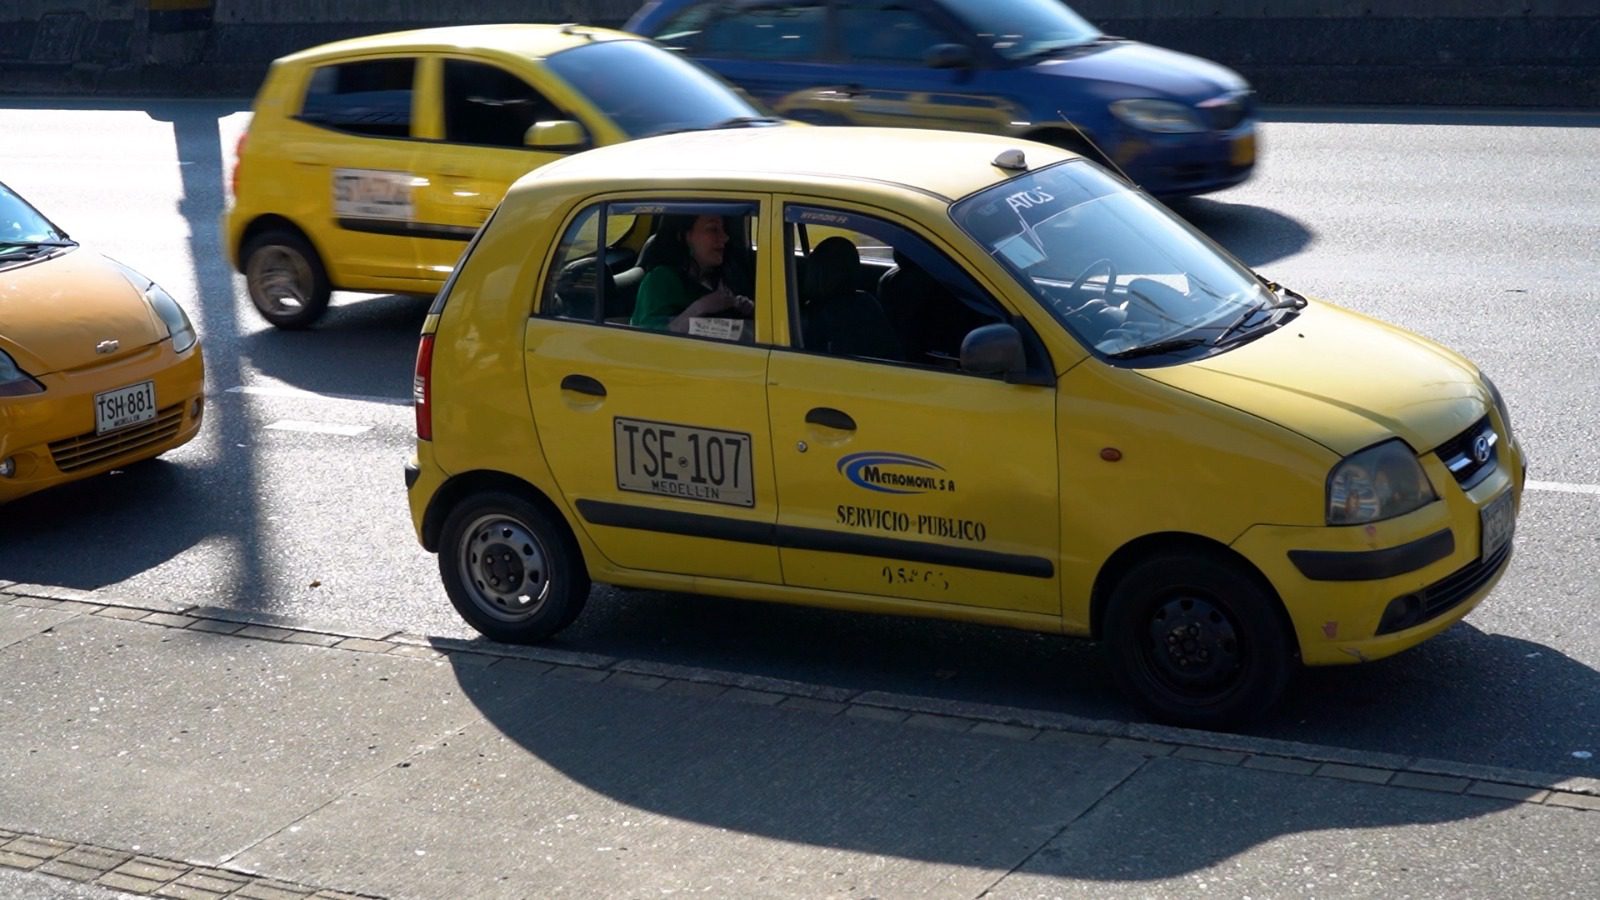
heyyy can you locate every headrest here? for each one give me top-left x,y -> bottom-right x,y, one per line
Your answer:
802,236 -> 860,303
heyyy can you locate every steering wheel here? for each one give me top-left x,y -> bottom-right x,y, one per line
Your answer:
1068,257 -> 1118,302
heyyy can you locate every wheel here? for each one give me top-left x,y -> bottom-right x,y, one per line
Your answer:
1102,551 -> 1293,729
438,491 -> 590,643
242,229 -> 331,329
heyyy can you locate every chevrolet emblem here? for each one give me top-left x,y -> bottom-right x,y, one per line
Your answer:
95,339 -> 119,355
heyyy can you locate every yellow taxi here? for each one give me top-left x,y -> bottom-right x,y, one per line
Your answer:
223,23 -> 781,329
0,181 -> 205,504
404,127 -> 1524,728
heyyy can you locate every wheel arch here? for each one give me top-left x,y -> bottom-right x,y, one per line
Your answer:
1089,531 -> 1299,657
236,214 -> 325,273
422,470 -> 582,568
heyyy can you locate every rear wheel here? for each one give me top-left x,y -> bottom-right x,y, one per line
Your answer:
1103,551 -> 1294,729
438,491 -> 589,644
242,229 -> 331,329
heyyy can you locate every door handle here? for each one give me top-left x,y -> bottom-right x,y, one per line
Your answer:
560,374 -> 606,397
805,407 -> 856,431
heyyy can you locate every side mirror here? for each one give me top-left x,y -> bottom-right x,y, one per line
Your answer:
525,120 -> 589,151
925,43 -> 974,70
960,323 -> 1026,377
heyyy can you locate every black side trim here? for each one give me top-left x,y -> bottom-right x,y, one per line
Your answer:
1288,528 -> 1455,582
335,217 -> 477,242
576,500 -> 1053,579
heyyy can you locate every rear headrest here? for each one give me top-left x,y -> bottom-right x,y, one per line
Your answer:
802,236 -> 860,304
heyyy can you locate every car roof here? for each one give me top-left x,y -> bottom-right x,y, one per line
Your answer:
521,127 -> 1080,204
275,23 -> 636,65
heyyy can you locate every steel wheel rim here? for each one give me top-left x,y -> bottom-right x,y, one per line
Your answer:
456,513 -> 551,623
1142,592 -> 1244,698
246,244 -> 313,316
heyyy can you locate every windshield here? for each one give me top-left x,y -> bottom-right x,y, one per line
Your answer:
939,0 -> 1100,61
953,161 -> 1270,358
544,39 -> 766,139
1,183 -> 66,244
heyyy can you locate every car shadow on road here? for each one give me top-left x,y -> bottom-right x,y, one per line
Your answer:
239,293 -> 430,401
1164,195 -> 1314,269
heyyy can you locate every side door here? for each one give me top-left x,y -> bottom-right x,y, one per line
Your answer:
294,55 -> 426,286
827,0 -> 1016,133
410,56 -> 592,283
766,201 -> 1060,616
523,195 -> 782,583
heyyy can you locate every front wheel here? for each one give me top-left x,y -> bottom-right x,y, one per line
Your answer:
1103,551 -> 1294,730
438,491 -> 590,644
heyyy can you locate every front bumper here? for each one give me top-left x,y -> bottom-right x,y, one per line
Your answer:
1232,441 -> 1523,667
0,341 -> 205,504
1114,123 -> 1257,198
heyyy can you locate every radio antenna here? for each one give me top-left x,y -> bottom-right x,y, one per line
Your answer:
1056,109 -> 1134,186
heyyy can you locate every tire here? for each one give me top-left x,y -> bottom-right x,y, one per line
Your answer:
438,491 -> 590,644
1103,551 -> 1294,730
242,229 -> 332,330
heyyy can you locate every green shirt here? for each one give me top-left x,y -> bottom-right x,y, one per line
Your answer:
631,267 -> 699,331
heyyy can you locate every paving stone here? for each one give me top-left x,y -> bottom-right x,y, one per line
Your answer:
282,632 -> 343,647
94,606 -> 153,621
11,596 -> 66,610
0,850 -> 43,869
385,644 -> 447,662
37,860 -> 104,882
1391,771 -> 1471,794
607,672 -> 668,692
971,722 -> 1040,741
779,696 -> 847,716
187,619 -> 246,635
5,836 -> 71,858
1544,791 -> 1600,811
719,687 -> 782,705
233,879 -> 315,899
98,871 -> 168,893
548,666 -> 610,683
235,625 -> 296,642
845,705 -> 910,724
157,883 -> 229,900
142,612 -> 199,628
655,679 -> 728,699
1174,746 -> 1249,766
1036,730 -> 1108,750
1468,781 -> 1550,802
178,869 -> 251,890
58,846 -> 132,870
117,858 -> 188,881
334,638 -> 394,654
1243,755 -> 1319,775
905,713 -> 976,733
1104,737 -> 1177,757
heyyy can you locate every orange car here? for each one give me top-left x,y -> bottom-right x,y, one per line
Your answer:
0,181 -> 205,503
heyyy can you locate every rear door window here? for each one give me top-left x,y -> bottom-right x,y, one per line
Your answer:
300,58 -> 417,138
701,4 -> 828,61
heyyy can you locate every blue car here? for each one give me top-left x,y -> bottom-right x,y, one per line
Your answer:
625,0 -> 1257,197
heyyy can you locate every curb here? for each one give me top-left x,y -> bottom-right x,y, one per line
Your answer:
4,582 -> 1598,823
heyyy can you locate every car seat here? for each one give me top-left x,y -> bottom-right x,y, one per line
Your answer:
551,256 -> 616,321
877,249 -> 993,363
799,237 -> 903,361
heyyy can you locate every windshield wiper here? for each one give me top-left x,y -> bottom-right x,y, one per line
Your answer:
1106,336 -> 1208,360
0,239 -> 76,258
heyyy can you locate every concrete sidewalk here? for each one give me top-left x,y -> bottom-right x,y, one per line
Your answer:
0,582 -> 1595,900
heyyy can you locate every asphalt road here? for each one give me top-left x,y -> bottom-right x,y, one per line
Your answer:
0,99 -> 1596,778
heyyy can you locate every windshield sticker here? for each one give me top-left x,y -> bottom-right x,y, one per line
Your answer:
995,232 -> 1047,269
615,417 -> 754,507
332,168 -> 415,221
838,452 -> 955,494
837,504 -> 988,543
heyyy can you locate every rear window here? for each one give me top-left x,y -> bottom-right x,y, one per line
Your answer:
300,58 -> 416,138
542,39 -> 761,139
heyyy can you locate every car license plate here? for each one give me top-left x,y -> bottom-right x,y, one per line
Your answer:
1230,133 -> 1256,166
1479,489 -> 1515,559
94,381 -> 156,434
614,417 -> 754,508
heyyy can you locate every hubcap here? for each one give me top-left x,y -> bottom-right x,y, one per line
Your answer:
457,514 -> 550,622
1146,594 -> 1242,694
247,245 -> 312,315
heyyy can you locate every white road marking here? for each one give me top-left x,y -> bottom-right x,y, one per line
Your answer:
265,420 -> 372,437
227,385 -> 410,407
1527,480 -> 1600,495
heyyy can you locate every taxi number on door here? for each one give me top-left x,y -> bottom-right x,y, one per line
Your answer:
614,417 -> 754,508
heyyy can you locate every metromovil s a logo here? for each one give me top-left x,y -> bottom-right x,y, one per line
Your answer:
837,452 -> 956,495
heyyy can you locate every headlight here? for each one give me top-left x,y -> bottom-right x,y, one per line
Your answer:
0,348 -> 44,397
1109,98 -> 1205,133
145,283 -> 198,353
1327,439 -> 1437,525
1481,372 -> 1513,439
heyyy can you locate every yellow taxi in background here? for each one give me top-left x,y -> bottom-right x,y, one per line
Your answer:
224,23 -> 781,329
0,181 -> 204,504
405,127 -> 1525,728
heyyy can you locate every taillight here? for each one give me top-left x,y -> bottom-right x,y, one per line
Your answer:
414,333 -> 435,441
230,132 -> 248,198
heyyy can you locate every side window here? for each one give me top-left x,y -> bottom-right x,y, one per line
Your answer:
300,58 -> 416,138
442,60 -> 563,148
649,1 -> 717,52
701,5 -> 826,61
785,205 -> 1008,371
836,3 -> 956,64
